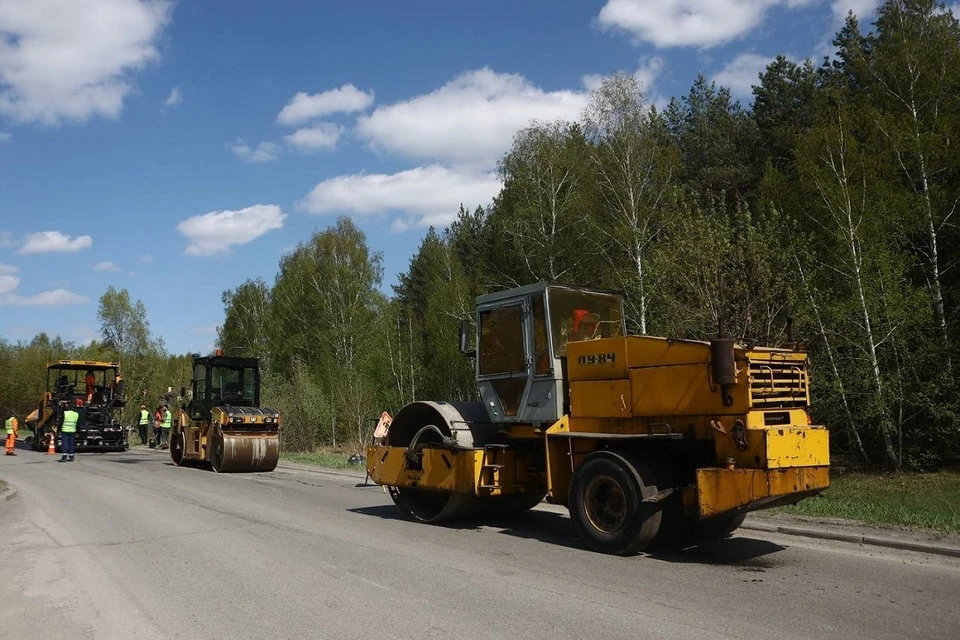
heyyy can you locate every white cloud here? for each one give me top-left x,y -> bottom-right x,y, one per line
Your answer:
226,138 -> 280,163
0,289 -> 88,307
19,230 -> 92,254
283,122 -> 342,152
0,0 -> 174,125
634,57 -> 666,93
596,0 -> 821,49
92,260 -> 120,271
177,204 -> 286,257
356,68 -> 588,170
583,57 -> 665,96
714,52 -> 777,98
0,132 -> 9,143
0,264 -> 65,303
139,254 -> 154,263
163,86 -> 182,108
298,164 -> 501,230
276,84 -> 374,126
0,268 -> 19,294
0,232 -> 14,247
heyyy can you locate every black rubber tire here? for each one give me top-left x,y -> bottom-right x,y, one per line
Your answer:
170,431 -> 185,467
33,427 -> 48,452
210,432 -> 225,473
645,461 -> 686,550
568,451 -> 662,555
694,511 -> 746,540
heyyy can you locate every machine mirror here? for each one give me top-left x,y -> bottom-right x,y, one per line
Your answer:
459,319 -> 476,358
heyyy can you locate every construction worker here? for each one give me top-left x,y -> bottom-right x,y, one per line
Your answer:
570,309 -> 600,342
85,369 -> 96,404
4,413 -> 18,456
152,405 -> 162,448
160,404 -> 172,449
60,402 -> 78,462
137,404 -> 150,446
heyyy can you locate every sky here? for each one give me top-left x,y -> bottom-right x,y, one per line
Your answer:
0,0 -> 896,354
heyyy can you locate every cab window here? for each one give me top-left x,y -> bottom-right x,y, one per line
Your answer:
478,305 -> 525,376
532,294 -> 551,375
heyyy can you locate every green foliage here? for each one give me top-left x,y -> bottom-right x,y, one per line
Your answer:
252,217 -> 392,449
656,194 -> 794,343
218,278 -> 271,365
666,74 -> 762,198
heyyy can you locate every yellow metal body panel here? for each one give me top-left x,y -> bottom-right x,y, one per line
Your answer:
367,445 -> 540,496
367,446 -> 480,493
47,359 -> 120,370
566,337 -> 629,380
629,365 -> 747,416
696,466 -> 830,517
545,417 -> 573,504
713,425 -> 767,468
567,336 -> 811,418
569,379 -> 632,418
765,427 -> 829,469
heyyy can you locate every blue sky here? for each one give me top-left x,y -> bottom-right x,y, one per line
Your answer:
0,0 -> 890,354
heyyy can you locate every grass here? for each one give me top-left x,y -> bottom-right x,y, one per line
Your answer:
774,470 -> 960,532
280,448 -> 361,470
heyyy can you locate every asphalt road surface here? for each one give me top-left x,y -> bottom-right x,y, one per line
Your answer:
1,446 -> 958,640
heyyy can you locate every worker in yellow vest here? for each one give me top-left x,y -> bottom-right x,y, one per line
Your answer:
4,414 -> 18,456
60,403 -> 79,462
137,404 -> 150,446
160,404 -> 172,450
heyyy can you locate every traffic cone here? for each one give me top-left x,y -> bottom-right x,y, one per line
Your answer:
47,434 -> 56,455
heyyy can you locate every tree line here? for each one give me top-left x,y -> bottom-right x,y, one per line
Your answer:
2,1 -> 957,469
0,286 -> 193,426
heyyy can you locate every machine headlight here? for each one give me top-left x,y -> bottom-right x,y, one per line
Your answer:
232,416 -> 243,423
264,417 -> 274,423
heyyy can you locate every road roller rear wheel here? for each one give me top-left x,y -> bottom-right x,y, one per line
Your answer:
693,511 -> 746,540
170,432 -> 185,466
568,451 -> 662,555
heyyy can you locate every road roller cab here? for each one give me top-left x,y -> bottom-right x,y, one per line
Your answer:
171,353 -> 280,473
367,282 -> 830,555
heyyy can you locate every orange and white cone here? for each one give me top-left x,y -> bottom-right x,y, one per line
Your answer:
47,434 -> 56,455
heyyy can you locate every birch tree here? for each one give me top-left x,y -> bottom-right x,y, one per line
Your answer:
496,120 -> 590,282
865,0 -> 960,361
582,73 -> 679,334
797,99 -> 903,467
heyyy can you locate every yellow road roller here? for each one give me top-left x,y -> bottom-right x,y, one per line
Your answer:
367,283 -> 829,555
171,352 -> 280,472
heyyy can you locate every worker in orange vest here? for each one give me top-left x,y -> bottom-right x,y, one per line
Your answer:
85,369 -> 96,404
4,414 -> 18,456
